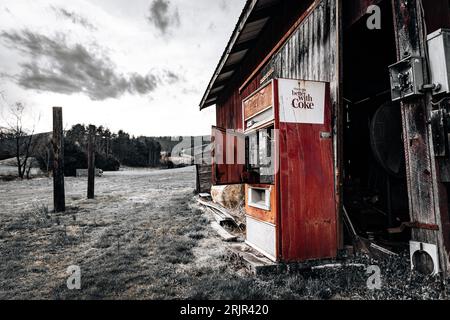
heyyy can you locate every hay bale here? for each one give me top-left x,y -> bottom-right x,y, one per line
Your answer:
211,184 -> 244,209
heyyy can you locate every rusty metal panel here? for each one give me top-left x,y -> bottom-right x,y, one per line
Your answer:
243,81 -> 274,120
278,82 -> 337,261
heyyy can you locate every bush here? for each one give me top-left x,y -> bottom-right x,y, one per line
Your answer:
64,141 -> 87,176
95,153 -> 120,172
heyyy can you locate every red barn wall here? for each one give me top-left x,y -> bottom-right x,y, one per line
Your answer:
215,0 -> 316,130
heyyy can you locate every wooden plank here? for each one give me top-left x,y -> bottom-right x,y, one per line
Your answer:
199,166 -> 212,174
199,176 -> 212,182
392,0 -> 449,273
197,199 -> 238,225
227,243 -> 279,275
211,126 -> 245,185
87,125 -> 95,199
206,207 -> 231,225
52,107 -> 65,213
239,0 -> 322,93
199,193 -> 211,198
243,82 -> 273,120
196,162 -> 212,193
211,221 -> 238,242
272,0 -> 336,84
200,0 -> 259,108
195,164 -> 201,193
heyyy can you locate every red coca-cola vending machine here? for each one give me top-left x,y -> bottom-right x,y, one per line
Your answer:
212,79 -> 338,262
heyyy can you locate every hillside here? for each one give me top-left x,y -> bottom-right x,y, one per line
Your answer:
0,132 -> 52,160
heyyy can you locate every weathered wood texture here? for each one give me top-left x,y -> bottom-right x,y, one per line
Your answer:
196,164 -> 212,194
196,146 -> 212,194
392,0 -> 449,273
278,83 -> 337,261
52,107 -> 65,213
216,0 -> 317,130
243,81 -> 274,120
87,125 -> 95,199
211,126 -> 245,185
268,0 -> 337,84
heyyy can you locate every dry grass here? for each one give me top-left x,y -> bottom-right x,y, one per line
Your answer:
0,166 -> 448,300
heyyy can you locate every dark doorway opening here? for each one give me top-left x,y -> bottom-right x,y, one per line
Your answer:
342,0 -> 411,252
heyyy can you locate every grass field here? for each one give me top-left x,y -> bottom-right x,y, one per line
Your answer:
0,166 -> 448,300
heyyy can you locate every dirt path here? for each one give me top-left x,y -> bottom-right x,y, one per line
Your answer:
0,167 -> 448,300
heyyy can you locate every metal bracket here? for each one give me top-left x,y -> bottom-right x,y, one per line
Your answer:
320,132 -> 332,139
389,56 -> 425,101
388,221 -> 440,234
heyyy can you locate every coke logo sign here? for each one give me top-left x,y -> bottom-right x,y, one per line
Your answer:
278,79 -> 325,125
291,88 -> 315,109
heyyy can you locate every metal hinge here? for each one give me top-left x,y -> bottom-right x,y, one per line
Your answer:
320,132 -> 332,139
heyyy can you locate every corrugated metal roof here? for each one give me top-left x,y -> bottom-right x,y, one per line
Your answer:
199,0 -> 280,110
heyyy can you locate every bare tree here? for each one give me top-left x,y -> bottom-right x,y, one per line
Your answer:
35,142 -> 52,176
1,96 -> 39,179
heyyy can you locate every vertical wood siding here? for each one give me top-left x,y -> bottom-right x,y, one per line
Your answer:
269,0 -> 337,113
216,0 -> 338,131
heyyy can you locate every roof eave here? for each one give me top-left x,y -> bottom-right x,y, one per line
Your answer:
199,0 -> 259,110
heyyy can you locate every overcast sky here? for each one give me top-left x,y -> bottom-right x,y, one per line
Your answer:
0,0 -> 243,136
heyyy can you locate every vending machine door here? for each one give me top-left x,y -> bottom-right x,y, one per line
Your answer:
277,79 -> 337,262
211,126 -> 246,185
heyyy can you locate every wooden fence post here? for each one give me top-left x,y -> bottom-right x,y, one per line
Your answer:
392,0 -> 449,274
88,125 -> 95,199
53,107 -> 65,212
191,136 -> 195,165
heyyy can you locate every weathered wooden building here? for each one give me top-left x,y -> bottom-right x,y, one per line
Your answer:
200,0 -> 450,274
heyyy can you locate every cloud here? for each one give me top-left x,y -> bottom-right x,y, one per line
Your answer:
219,0 -> 229,12
51,7 -> 97,31
208,22 -> 217,32
147,0 -> 180,36
164,70 -> 180,83
0,30 -> 180,100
